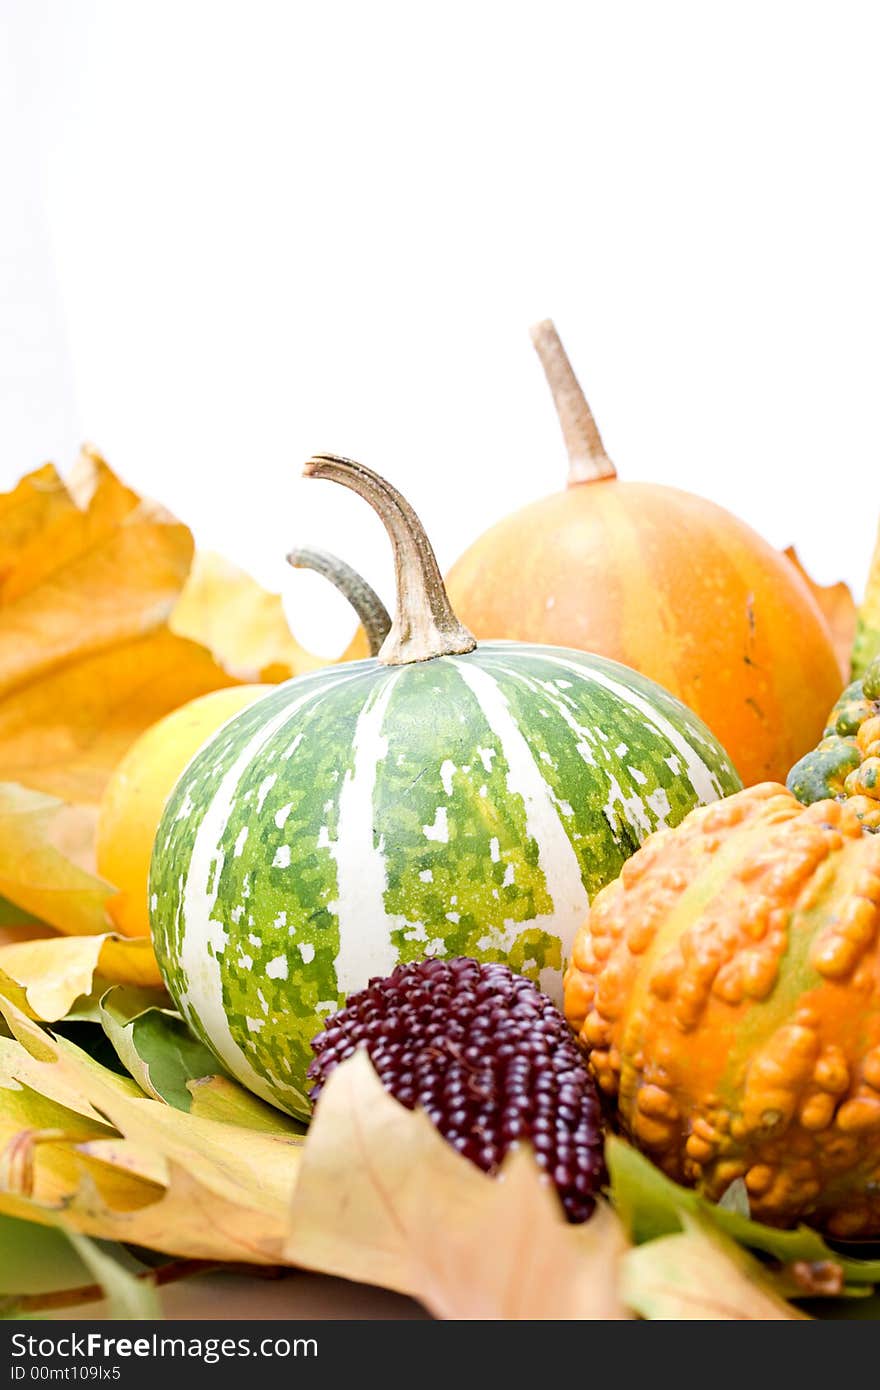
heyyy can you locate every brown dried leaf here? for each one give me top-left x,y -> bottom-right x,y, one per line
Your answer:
784,546 -> 856,682
285,1051 -> 630,1319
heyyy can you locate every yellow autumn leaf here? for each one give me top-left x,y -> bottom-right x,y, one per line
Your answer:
285,1050 -> 631,1320
185,1074 -> 304,1134
0,933 -> 161,1021
620,1212 -> 809,1320
0,932 -> 108,1022
0,991 -> 302,1263
33,1161 -> 292,1265
0,899 -> 54,955
96,938 -> 164,988
0,1033 -> 127,1214
784,546 -> 857,683
0,792 -> 162,986
172,550 -> 325,683
0,455 -> 241,807
0,786 -> 108,937
2,994 -> 301,1205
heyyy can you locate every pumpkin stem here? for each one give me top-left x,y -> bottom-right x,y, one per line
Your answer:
286,547 -> 392,657
530,319 -> 617,486
302,455 -> 477,666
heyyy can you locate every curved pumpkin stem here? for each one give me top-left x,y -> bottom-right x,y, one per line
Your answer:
286,547 -> 391,658
530,319 -> 617,487
302,455 -> 477,667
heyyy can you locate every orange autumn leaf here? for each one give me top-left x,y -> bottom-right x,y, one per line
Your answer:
0,464 -> 74,588
784,546 -> 856,683
0,449 -> 327,980
0,629 -> 239,806
0,450 -> 237,801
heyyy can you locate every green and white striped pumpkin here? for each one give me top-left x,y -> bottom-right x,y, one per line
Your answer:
150,457 -> 740,1117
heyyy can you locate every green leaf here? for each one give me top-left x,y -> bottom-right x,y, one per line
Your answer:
65,1233 -> 162,1320
621,1211 -> 808,1320
607,1137 -> 880,1285
98,986 -> 305,1133
607,1136 -> 694,1243
0,1215 -> 156,1319
0,1214 -> 91,1296
99,985 -> 223,1110
0,898 -> 40,928
52,1017 -> 134,1077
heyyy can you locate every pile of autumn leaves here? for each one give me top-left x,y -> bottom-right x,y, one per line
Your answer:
1,452 -> 878,1321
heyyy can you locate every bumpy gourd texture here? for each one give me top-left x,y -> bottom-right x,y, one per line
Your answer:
787,656 -> 880,832
564,783 -> 880,1236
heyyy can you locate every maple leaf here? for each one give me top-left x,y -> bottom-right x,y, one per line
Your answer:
285,1051 -> 630,1320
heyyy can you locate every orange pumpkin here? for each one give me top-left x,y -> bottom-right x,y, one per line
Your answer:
444,322 -> 842,786
564,782 -> 880,1236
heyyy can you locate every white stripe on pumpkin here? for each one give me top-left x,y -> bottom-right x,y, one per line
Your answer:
177,671 -> 360,1111
452,657 -> 588,1001
328,667 -> 403,996
541,653 -> 726,803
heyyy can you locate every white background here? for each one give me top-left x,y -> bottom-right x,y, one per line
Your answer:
1,0 -> 878,658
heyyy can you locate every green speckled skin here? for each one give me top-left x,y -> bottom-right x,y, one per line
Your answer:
150,643 -> 740,1117
787,658 -> 880,807
787,737 -> 862,802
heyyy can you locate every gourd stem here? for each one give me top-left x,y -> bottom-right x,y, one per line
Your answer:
302,455 -> 477,667
286,546 -> 392,657
530,319 -> 617,486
